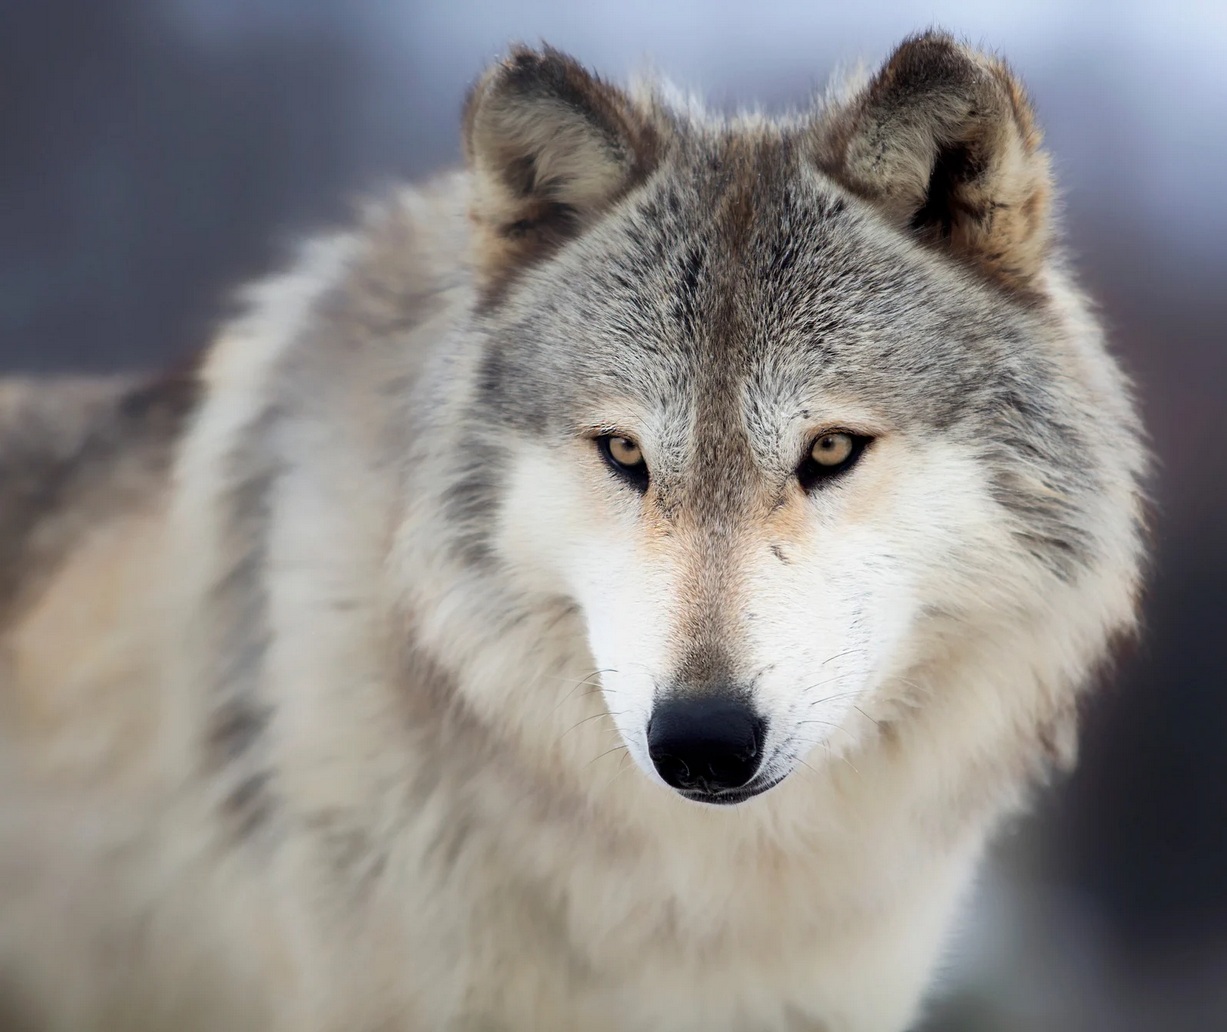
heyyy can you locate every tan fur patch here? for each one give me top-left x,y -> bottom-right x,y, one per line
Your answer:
3,502 -> 167,776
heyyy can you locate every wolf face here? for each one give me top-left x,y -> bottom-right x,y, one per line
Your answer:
453,38 -> 1143,804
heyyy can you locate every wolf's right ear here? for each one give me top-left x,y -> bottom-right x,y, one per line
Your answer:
463,46 -> 659,298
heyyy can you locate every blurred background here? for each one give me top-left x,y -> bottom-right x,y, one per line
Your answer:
2,1 -> 1224,1028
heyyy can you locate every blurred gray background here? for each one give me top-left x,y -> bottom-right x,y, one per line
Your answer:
2,2 -> 1224,1029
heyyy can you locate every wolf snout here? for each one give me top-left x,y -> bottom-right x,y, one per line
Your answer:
646,697 -> 766,795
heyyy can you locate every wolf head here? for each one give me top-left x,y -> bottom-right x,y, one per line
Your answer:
442,34 -> 1144,805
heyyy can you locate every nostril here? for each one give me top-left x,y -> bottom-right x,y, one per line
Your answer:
651,752 -> 691,788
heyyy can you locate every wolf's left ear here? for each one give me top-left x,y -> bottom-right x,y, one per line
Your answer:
815,32 -> 1052,290
463,46 -> 659,296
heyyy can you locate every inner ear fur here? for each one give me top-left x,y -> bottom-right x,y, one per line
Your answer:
463,46 -> 659,297
815,32 -> 1053,290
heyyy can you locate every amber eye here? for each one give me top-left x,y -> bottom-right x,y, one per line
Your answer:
797,431 -> 869,490
810,432 -> 854,467
607,436 -> 642,468
597,434 -> 649,492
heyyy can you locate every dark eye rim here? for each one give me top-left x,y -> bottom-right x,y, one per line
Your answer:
595,434 -> 650,492
797,432 -> 872,491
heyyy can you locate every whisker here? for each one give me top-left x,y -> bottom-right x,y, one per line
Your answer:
541,667 -> 616,685
820,647 -> 869,668
794,754 -> 820,778
797,673 -> 862,697
559,710 -> 624,741
600,750 -> 637,793
793,718 -> 858,744
785,731 -> 862,778
807,688 -> 869,707
550,668 -> 617,709
586,744 -> 631,769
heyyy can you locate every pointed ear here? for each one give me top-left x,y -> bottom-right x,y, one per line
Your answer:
815,32 -> 1053,290
463,46 -> 659,298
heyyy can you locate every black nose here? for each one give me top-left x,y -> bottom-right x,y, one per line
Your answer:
647,697 -> 765,793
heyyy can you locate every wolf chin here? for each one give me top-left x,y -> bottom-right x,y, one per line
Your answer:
0,32 -> 1146,1032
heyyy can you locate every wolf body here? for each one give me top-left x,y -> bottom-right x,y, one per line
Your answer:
0,34 -> 1146,1032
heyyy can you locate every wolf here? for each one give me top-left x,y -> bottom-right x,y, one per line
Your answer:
0,31 -> 1146,1032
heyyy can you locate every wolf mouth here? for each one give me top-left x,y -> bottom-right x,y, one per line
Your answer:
676,773 -> 786,806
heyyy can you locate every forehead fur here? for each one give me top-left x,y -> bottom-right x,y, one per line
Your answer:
480,122 -> 1061,432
